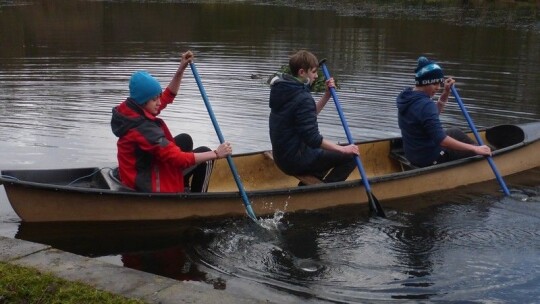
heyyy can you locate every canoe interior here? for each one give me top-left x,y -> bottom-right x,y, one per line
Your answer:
206,129 -> 496,192
1,167 -> 111,190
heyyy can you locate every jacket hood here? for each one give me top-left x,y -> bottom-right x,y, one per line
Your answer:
111,98 -> 148,137
269,73 -> 310,111
396,87 -> 428,114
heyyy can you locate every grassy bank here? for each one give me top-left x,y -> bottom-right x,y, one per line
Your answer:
0,262 -> 145,304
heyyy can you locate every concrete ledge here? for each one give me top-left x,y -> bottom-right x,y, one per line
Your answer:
1,236 -> 266,303
0,235 -> 49,261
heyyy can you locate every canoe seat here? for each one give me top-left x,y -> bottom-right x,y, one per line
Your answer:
263,151 -> 323,185
105,167 -> 135,192
389,139 -> 419,171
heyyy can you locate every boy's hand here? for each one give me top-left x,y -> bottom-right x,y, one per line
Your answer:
326,77 -> 335,90
340,144 -> 359,156
180,51 -> 194,69
443,77 -> 455,93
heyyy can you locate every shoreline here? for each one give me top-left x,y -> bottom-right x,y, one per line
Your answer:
0,236 -> 267,304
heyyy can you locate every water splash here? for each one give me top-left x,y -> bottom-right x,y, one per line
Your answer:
258,208 -> 288,232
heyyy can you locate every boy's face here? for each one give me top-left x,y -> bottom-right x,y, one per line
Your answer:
143,94 -> 161,115
425,82 -> 443,98
298,67 -> 318,85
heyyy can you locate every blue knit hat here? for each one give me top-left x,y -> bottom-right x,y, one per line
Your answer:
415,56 -> 445,86
129,71 -> 162,105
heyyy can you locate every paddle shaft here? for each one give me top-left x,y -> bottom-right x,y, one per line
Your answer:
450,86 -> 510,196
320,62 -> 385,217
189,63 -> 258,221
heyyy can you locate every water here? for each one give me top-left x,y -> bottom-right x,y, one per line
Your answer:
9,172 -> 540,302
1,1 -> 539,302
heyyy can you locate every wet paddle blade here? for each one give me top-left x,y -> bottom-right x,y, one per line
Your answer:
367,191 -> 385,217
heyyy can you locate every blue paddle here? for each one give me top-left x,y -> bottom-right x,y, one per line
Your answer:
450,85 -> 511,196
319,59 -> 386,217
189,62 -> 258,221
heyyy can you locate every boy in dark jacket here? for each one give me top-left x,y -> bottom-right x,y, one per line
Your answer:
269,50 -> 358,183
111,51 -> 232,193
396,56 -> 491,167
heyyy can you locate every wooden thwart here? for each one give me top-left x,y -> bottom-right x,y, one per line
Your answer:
263,151 -> 323,185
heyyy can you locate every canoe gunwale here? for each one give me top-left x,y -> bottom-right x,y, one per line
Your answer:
0,168 -> 360,199
378,140 -> 528,180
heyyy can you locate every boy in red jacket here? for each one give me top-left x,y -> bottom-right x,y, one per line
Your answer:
111,51 -> 232,192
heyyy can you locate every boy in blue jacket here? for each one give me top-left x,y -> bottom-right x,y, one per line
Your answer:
269,50 -> 358,183
396,56 -> 491,167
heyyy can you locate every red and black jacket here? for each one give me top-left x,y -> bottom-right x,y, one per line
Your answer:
111,88 -> 195,192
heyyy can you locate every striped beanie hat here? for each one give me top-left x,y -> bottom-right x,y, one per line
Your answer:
415,56 -> 444,86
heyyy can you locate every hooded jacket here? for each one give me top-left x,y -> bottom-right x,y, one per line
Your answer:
111,88 -> 195,192
396,87 -> 447,167
268,73 -> 323,175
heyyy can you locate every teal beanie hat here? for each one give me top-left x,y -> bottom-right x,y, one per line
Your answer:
129,71 -> 162,105
415,56 -> 444,86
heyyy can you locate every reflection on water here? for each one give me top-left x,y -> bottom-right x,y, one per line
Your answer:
1,1 -> 540,303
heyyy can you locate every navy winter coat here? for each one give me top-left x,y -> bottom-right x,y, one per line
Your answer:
396,87 -> 447,167
269,74 -> 324,175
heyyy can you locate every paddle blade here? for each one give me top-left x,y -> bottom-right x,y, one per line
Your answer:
367,191 -> 385,218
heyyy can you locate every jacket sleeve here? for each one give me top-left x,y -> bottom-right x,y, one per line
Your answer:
156,87 -> 176,114
294,95 -> 324,148
135,121 -> 196,169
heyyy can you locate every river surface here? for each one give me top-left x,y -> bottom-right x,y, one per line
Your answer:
1,1 -> 539,302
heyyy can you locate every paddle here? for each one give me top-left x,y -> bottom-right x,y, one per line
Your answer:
189,62 -> 258,221
319,59 -> 386,217
450,85 -> 511,196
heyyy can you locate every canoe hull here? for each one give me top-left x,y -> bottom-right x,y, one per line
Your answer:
2,178 -> 364,222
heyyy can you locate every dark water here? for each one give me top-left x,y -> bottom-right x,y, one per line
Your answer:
1,1 -> 539,302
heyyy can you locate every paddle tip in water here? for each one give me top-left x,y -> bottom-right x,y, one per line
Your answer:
368,192 -> 386,218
